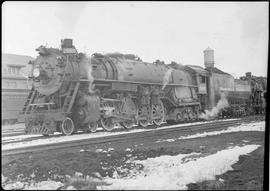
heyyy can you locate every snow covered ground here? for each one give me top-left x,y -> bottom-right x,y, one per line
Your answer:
2,144 -> 260,190
2,119 -> 264,151
156,121 -> 265,143
98,144 -> 260,190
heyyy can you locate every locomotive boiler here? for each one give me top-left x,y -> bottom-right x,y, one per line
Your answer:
21,39 -> 200,135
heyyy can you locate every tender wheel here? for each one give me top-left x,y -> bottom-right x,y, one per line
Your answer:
152,101 -> 165,126
101,117 -> 114,131
61,117 -> 75,136
89,121 -> 98,133
120,120 -> 134,129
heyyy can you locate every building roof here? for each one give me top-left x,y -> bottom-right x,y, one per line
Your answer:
186,65 -> 209,76
2,53 -> 34,68
2,53 -> 34,77
206,66 -> 231,76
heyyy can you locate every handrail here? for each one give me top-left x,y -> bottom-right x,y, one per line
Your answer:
29,103 -> 55,106
76,79 -> 198,88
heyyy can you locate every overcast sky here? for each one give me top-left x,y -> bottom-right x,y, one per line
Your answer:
2,1 -> 268,77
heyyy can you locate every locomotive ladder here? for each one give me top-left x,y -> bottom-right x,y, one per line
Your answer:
21,88 -> 37,114
62,81 -> 80,114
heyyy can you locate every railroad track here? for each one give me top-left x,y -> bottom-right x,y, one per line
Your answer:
1,115 -> 264,142
2,116 -> 264,157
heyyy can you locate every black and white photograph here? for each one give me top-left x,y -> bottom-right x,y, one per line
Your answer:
1,1 -> 268,190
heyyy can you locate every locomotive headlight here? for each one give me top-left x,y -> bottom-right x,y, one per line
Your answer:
33,67 -> 40,78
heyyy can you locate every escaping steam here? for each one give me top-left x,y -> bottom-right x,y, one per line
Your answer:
162,69 -> 173,90
82,55 -> 95,94
199,92 -> 229,120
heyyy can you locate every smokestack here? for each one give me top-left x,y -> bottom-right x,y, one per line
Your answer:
61,39 -> 73,48
204,47 -> 215,68
61,39 -> 76,54
246,72 -> 252,78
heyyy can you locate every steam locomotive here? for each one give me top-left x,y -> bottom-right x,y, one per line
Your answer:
20,39 -> 266,136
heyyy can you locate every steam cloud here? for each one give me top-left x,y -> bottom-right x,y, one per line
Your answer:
82,56 -> 95,94
162,69 -> 173,90
199,92 -> 229,120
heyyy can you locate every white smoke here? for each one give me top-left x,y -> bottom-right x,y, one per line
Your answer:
162,69 -> 173,90
199,92 -> 229,120
82,55 -> 95,94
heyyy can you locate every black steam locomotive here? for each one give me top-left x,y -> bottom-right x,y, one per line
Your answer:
20,39 -> 266,136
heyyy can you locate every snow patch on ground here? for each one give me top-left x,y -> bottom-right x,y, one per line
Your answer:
125,148 -> 132,152
2,174 -> 7,184
96,149 -> 104,153
3,180 -> 64,190
2,119 -> 239,150
2,134 -> 43,141
95,148 -> 115,153
99,144 -> 260,190
156,121 -> 265,143
108,148 -> 114,152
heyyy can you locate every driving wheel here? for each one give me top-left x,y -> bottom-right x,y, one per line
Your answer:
101,117 -> 114,131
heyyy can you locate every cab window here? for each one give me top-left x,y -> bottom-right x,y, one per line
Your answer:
199,75 -> 206,83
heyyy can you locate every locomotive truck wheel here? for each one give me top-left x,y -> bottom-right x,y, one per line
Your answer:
61,117 -> 75,136
89,121 -> 98,133
101,117 -> 114,131
120,120 -> 134,129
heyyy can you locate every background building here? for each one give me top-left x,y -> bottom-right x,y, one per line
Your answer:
2,53 -> 33,124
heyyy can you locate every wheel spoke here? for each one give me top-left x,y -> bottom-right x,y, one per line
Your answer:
137,106 -> 150,127
152,101 -> 165,126
101,117 -> 114,131
61,117 -> 75,136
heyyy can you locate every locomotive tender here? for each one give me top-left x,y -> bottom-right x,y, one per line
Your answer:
20,39 -> 266,135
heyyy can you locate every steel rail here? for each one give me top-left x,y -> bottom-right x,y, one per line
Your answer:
2,119 -> 244,156
2,115 -> 264,156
